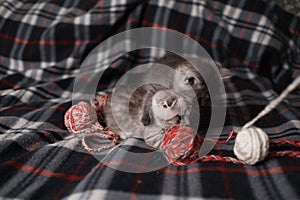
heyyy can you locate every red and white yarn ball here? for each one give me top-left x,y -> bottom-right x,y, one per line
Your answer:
162,126 -> 202,166
64,101 -> 98,135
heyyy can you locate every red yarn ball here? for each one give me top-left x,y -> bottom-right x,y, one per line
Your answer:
64,101 -> 97,135
162,126 -> 202,166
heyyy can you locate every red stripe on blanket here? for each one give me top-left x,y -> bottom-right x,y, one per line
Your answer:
162,165 -> 300,176
119,18 -> 260,68
92,158 -> 300,176
0,79 -> 21,89
290,28 -> 300,36
52,155 -> 91,200
0,33 -> 91,45
2,105 -> 66,113
4,160 -> 86,181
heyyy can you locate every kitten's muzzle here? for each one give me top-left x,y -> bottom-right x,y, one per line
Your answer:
163,97 -> 178,109
166,114 -> 182,124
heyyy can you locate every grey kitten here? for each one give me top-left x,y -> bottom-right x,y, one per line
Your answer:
102,84 -> 183,148
154,53 -> 232,127
155,52 -> 231,106
140,88 -> 184,148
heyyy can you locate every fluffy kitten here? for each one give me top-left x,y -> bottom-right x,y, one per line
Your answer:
155,52 -> 231,107
148,53 -> 231,129
102,84 -> 183,148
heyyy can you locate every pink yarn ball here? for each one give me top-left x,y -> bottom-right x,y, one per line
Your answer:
162,126 -> 202,166
64,101 -> 98,135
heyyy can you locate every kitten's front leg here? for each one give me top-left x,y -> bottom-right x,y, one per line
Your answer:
177,96 -> 194,126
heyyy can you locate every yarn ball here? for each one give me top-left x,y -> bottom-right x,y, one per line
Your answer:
162,126 -> 202,166
64,101 -> 98,135
233,126 -> 269,165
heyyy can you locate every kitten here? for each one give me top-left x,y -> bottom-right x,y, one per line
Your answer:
102,84 -> 183,148
155,52 -> 231,106
140,88 -> 183,148
154,53 -> 232,127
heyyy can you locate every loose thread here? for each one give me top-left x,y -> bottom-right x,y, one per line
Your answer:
196,150 -> 300,165
195,130 -> 300,165
270,150 -> 300,158
270,139 -> 300,147
198,154 -> 245,164
82,132 -> 119,153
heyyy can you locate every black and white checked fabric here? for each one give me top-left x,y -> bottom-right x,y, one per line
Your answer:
0,0 -> 300,199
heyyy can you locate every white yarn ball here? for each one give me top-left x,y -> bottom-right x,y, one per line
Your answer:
233,127 -> 269,165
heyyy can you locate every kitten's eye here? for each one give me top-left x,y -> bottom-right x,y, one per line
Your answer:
188,77 -> 195,85
185,77 -> 196,86
162,103 -> 168,109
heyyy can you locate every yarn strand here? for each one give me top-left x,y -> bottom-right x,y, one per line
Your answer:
243,76 -> 300,129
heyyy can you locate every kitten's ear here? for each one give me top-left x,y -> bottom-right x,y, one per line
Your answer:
141,92 -> 153,126
219,68 -> 232,79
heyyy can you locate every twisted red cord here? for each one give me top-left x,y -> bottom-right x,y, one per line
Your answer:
81,130 -> 119,153
270,140 -> 300,147
90,94 -> 111,124
162,127 -> 300,166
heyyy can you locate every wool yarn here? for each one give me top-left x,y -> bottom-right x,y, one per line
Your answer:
233,76 -> 300,164
233,127 -> 269,165
161,126 -> 202,166
64,101 -> 97,135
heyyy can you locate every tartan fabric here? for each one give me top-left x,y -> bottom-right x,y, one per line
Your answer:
0,0 -> 300,199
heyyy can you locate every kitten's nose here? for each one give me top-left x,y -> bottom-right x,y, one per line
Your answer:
165,96 -> 177,107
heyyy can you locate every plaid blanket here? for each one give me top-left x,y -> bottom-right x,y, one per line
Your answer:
0,0 -> 300,199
